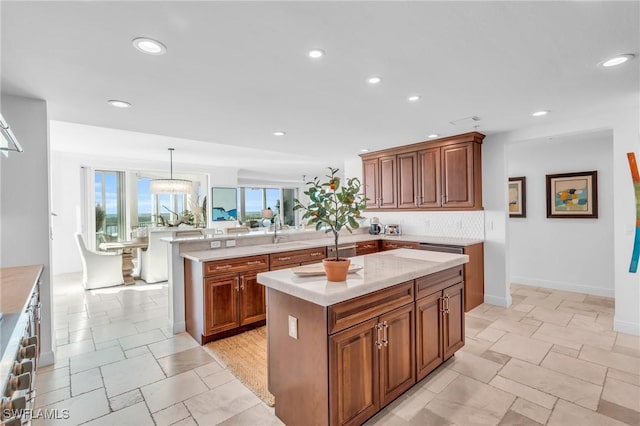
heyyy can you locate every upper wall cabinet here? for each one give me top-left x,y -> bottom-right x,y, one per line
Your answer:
363,155 -> 397,209
361,132 -> 484,211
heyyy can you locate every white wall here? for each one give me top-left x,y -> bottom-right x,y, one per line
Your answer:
508,131 -> 614,296
0,94 -> 55,365
483,103 -> 639,335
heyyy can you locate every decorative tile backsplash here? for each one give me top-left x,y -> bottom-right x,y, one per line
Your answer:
364,211 -> 485,239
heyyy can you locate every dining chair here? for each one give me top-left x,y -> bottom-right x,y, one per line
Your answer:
74,233 -> 124,289
140,230 -> 173,283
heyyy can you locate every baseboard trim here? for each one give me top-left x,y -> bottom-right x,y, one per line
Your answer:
614,318 -> 640,336
170,320 -> 186,335
511,276 -> 614,297
39,350 -> 55,367
484,294 -> 511,307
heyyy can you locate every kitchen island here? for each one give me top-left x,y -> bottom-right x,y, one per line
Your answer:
257,249 -> 468,426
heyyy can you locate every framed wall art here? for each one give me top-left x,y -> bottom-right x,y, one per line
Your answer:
508,176 -> 526,218
546,171 -> 598,219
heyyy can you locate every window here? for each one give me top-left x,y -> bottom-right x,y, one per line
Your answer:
237,187 -> 298,227
95,170 -> 126,247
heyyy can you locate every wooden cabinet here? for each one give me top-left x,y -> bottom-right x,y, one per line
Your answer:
361,132 -> 483,211
398,148 -> 442,209
186,255 -> 268,344
380,240 -> 420,251
269,247 -> 326,270
329,304 -> 415,426
268,267 -> 464,426
363,155 -> 397,209
356,240 -> 379,256
442,142 -> 478,208
415,268 -> 465,380
419,242 -> 484,312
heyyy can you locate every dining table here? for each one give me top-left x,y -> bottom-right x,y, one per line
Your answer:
99,240 -> 148,285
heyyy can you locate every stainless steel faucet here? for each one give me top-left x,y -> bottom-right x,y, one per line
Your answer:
272,217 -> 281,243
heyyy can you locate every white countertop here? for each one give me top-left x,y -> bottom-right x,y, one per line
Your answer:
256,249 -> 469,306
181,233 -> 482,262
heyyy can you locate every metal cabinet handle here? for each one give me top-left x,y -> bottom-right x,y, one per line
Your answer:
381,321 -> 389,347
277,256 -> 292,261
216,265 -> 233,270
375,323 -> 383,349
439,297 -> 446,313
246,260 -> 261,265
310,252 -> 322,257
387,243 -> 397,248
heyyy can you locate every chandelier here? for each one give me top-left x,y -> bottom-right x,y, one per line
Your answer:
150,148 -> 192,194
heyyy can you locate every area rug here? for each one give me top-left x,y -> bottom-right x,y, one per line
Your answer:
203,326 -> 275,406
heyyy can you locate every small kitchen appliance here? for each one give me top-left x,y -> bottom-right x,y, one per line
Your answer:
384,224 -> 402,235
369,217 -> 382,235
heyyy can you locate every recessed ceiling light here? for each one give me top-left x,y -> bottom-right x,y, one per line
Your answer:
408,95 -> 421,102
532,110 -> 549,117
600,54 -> 635,67
367,76 -> 382,84
273,131 -> 286,136
360,148 -> 370,153
132,37 -> 167,55
308,49 -> 325,59
427,134 -> 439,139
107,100 -> 132,108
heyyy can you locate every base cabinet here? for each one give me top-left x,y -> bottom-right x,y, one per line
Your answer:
329,304 -> 415,426
186,255 -> 268,344
416,279 -> 464,380
268,266 -> 463,426
355,241 -> 379,256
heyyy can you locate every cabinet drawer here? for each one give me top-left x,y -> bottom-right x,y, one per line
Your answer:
381,240 -> 420,251
270,247 -> 326,268
356,241 -> 379,255
415,266 -> 463,299
328,281 -> 414,334
204,255 -> 269,276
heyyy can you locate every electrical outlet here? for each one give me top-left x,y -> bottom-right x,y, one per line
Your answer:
210,241 -> 221,248
288,315 -> 298,339
226,239 -> 236,247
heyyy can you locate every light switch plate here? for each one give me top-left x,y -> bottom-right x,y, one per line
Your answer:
226,240 -> 236,247
210,241 -> 221,248
288,315 -> 298,339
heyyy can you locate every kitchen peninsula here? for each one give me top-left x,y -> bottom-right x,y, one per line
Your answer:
257,249 -> 468,426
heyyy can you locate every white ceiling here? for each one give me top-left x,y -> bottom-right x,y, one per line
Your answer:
1,1 -> 638,180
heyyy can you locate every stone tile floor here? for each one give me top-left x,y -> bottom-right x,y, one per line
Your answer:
35,275 -> 639,425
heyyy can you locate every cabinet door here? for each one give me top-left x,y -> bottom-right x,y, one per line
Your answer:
442,143 -> 474,208
379,304 -> 415,407
204,275 -> 240,335
443,282 -> 465,359
363,158 -> 380,209
330,318 -> 380,426
417,147 -> 441,208
415,291 -> 443,380
239,270 -> 267,326
397,152 -> 418,208
379,155 -> 397,208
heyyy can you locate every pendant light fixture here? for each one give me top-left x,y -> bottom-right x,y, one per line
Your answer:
150,148 -> 192,194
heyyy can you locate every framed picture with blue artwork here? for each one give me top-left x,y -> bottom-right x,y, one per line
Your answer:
546,171 -> 598,218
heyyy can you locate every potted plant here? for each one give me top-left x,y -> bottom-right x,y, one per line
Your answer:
294,167 -> 367,281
